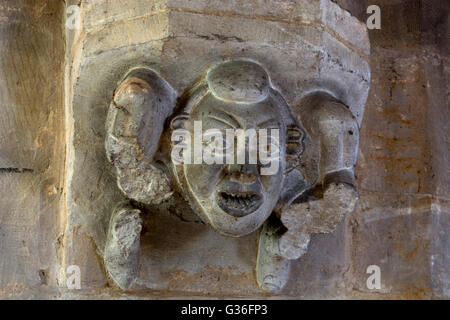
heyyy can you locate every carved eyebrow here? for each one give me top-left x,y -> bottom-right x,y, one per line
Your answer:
257,118 -> 279,129
223,110 -> 243,129
207,114 -> 240,129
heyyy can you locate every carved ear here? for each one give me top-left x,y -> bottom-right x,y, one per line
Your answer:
259,88 -> 306,214
296,91 -> 359,187
105,68 -> 177,204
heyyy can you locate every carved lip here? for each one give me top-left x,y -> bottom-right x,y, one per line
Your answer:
217,191 -> 263,217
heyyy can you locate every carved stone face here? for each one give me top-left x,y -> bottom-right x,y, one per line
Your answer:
177,92 -> 287,237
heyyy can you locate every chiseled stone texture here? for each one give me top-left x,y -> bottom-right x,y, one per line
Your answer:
0,1 -> 65,299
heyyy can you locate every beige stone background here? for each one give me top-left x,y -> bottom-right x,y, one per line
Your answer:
0,0 -> 448,299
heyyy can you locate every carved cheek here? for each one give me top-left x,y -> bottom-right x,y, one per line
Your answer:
185,163 -> 226,198
260,172 -> 282,194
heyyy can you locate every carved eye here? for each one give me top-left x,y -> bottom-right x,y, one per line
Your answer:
286,125 -> 304,155
202,130 -> 229,159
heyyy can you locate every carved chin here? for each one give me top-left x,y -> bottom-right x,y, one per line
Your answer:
217,191 -> 263,217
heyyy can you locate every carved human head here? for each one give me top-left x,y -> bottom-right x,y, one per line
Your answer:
170,60 -> 304,237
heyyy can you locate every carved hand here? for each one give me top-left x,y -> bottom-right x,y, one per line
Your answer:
104,203 -> 143,290
105,68 -> 176,204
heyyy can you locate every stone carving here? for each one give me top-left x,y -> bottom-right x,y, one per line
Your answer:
104,59 -> 361,292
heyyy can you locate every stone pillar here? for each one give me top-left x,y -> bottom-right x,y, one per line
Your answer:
0,1 -> 65,298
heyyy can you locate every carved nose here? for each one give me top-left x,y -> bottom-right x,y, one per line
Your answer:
228,164 -> 257,184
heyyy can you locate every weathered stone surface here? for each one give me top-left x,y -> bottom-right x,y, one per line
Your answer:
105,204 -> 143,290
66,0 -> 371,294
347,193 -> 434,299
0,0 -> 65,299
0,0 -> 448,299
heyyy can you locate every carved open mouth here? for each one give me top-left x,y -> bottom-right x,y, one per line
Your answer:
217,191 -> 263,217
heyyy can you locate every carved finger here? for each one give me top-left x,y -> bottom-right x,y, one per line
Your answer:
116,167 -> 173,205
104,204 -> 143,290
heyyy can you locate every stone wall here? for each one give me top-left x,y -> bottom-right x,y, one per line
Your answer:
335,0 -> 449,299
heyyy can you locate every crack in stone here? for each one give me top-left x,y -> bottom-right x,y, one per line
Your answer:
0,168 -> 34,173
